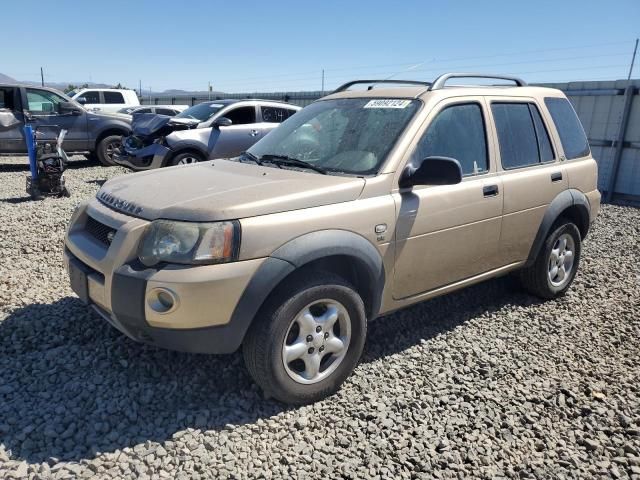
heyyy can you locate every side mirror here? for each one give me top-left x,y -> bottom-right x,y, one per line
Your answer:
399,156 -> 463,189
213,117 -> 232,128
76,97 -> 87,105
59,101 -> 83,115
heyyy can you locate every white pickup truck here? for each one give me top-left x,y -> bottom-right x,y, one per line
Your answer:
70,88 -> 141,114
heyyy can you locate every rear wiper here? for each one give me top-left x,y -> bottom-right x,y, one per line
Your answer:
240,151 -> 262,165
259,154 -> 327,174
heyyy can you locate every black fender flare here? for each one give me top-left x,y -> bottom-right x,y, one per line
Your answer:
525,189 -> 591,267
226,230 -> 385,351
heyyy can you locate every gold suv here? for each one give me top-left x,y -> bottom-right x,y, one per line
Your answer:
64,73 -> 600,404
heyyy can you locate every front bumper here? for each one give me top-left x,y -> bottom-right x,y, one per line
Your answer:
64,200 -> 264,353
113,141 -> 170,171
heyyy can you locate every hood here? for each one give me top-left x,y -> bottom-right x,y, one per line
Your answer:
96,160 -> 366,221
87,111 -> 132,123
131,113 -> 200,137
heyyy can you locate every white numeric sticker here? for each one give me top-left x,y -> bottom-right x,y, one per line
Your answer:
364,99 -> 412,109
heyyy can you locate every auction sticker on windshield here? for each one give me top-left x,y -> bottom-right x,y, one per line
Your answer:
364,99 -> 412,109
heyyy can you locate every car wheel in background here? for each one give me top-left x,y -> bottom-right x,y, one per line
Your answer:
168,152 -> 204,167
243,272 -> 367,405
96,135 -> 123,166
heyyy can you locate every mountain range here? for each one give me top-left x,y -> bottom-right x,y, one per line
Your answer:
0,72 -> 216,95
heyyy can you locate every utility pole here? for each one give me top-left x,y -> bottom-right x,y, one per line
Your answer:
40,67 -> 44,86
148,86 -> 152,104
139,79 -> 142,98
208,81 -> 212,101
628,38 -> 639,81
321,69 -> 325,95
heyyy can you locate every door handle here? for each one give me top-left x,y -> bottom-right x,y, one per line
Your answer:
551,172 -> 563,182
249,129 -> 259,137
483,184 -> 499,197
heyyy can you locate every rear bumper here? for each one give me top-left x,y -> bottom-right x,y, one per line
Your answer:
113,142 -> 170,171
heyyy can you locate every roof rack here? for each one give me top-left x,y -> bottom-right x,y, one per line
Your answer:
429,73 -> 527,91
333,79 -> 431,93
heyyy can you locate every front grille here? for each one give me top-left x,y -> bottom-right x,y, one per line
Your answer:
85,216 -> 117,246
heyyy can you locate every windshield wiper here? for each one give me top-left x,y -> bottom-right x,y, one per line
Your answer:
259,154 -> 327,174
240,151 -> 262,165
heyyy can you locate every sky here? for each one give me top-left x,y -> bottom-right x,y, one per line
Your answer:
3,0 -> 639,93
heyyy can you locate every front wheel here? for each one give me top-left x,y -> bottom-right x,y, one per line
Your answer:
519,221 -> 582,299
96,135 -> 123,166
168,151 -> 204,167
243,272 -> 366,405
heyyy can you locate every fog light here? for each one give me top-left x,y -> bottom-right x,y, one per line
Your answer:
147,288 -> 179,314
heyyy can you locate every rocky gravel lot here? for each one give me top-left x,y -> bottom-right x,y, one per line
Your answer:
0,155 -> 639,479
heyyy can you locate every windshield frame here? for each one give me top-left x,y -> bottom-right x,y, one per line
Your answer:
246,97 -> 423,177
175,102 -> 225,122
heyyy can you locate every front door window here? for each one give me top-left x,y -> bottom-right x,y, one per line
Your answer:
26,89 -> 66,114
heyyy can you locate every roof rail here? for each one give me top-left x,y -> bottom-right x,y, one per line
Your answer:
333,79 -> 431,93
429,73 -> 527,90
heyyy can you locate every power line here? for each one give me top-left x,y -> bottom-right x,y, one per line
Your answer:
211,39 -> 637,85
209,51 -> 631,90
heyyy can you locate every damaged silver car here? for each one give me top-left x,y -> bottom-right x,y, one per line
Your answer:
114,99 -> 300,170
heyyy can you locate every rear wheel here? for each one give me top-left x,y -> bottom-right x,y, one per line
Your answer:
519,221 -> 581,299
96,135 -> 123,166
168,151 -> 204,167
243,272 -> 366,405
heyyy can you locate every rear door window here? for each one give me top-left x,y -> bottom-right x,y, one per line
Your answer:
0,89 -> 12,110
225,106 -> 256,125
80,91 -> 101,103
104,91 -> 125,104
492,102 -> 554,169
261,106 -> 296,123
414,102 -> 488,176
530,105 -> 554,162
544,97 -> 590,159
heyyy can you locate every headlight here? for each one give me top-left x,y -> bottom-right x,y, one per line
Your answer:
138,220 -> 240,267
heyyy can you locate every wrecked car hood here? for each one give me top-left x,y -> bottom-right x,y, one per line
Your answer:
96,160 -> 366,221
131,113 -> 200,137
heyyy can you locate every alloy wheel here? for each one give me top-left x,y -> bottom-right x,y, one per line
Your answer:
177,156 -> 199,165
282,299 -> 351,384
548,233 -> 575,287
105,140 -> 122,160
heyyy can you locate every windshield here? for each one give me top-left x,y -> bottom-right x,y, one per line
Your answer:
175,102 -> 224,122
247,98 -> 420,175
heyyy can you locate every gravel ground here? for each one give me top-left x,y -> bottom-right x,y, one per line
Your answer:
0,155 -> 639,479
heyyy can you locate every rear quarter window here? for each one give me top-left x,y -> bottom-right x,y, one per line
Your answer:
104,91 -> 125,104
544,97 -> 590,159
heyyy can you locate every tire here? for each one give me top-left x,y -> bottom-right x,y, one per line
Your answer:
96,135 -> 123,166
167,151 -> 203,167
243,272 -> 367,405
519,221 -> 581,299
